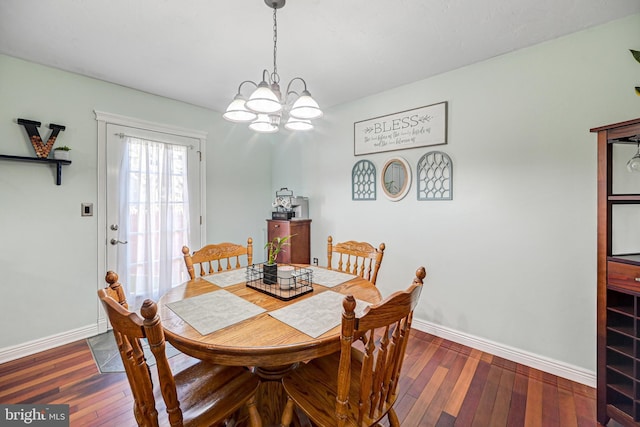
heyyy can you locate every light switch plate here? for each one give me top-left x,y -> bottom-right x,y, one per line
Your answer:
81,203 -> 93,216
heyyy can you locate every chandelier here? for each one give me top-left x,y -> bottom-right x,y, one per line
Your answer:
223,0 -> 323,133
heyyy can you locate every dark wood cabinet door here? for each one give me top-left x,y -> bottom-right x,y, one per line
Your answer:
267,219 -> 311,264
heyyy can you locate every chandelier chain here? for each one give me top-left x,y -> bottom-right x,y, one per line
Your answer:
271,6 -> 279,84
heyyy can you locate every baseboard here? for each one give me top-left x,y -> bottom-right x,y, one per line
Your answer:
411,318 -> 596,388
0,324 -> 99,365
0,318 -> 596,388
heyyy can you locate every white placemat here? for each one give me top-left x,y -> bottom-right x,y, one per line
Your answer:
269,291 -> 370,338
166,290 -> 265,335
308,266 -> 357,288
202,268 -> 248,288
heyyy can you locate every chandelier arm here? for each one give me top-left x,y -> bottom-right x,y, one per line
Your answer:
236,80 -> 259,95
284,77 -> 308,97
262,69 -> 271,84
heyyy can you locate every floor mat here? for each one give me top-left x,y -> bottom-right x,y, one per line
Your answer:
87,330 -> 180,373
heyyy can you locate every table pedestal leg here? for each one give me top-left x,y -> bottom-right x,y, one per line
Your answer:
251,364 -> 310,427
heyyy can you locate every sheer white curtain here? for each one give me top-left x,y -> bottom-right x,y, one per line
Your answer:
118,136 -> 191,308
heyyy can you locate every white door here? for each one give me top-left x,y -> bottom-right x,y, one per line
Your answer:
105,123 -> 203,309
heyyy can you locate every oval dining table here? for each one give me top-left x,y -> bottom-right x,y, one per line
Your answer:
157,266 -> 382,425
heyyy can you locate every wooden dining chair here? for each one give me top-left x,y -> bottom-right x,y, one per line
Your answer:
280,266 -> 426,427
98,271 -> 262,427
182,237 -> 253,279
327,236 -> 386,285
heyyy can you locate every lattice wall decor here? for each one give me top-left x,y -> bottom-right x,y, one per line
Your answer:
417,151 -> 453,200
352,159 -> 376,200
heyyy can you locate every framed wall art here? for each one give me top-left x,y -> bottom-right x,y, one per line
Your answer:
352,159 -> 376,200
417,151 -> 453,200
354,101 -> 447,156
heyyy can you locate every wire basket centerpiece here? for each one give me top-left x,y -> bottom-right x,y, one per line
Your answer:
246,264 -> 313,301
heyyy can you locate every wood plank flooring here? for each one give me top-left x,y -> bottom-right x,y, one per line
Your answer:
0,330 -> 597,426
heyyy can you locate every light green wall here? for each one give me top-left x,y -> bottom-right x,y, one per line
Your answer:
2,14 -> 640,374
0,54 -> 272,348
273,14 -> 640,372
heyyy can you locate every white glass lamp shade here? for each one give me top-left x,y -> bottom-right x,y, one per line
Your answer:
222,95 -> 257,122
285,117 -> 313,131
289,90 -> 323,120
249,114 -> 279,133
245,81 -> 283,114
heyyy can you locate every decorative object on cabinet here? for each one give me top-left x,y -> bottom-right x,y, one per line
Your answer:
271,188 -> 309,220
631,49 -> 640,96
291,196 -> 309,219
417,150 -> 453,200
267,219 -> 311,264
381,157 -> 411,201
352,159 -> 376,200
222,0 -> 322,133
353,101 -> 447,156
591,117 -> 640,426
53,146 -> 71,161
17,118 -> 66,158
272,187 -> 295,219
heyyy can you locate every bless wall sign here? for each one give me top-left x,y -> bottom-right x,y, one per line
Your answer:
353,101 -> 447,156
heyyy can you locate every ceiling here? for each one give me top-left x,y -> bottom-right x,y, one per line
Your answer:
1,0 -> 639,113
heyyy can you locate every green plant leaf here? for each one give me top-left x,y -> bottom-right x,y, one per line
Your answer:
632,49 -> 640,64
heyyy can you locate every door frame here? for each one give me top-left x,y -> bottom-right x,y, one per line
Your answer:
95,110 -> 207,332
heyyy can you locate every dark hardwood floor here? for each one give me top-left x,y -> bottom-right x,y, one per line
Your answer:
0,329 -> 596,426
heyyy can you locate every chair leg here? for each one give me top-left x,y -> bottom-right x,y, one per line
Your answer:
280,395 -> 295,427
387,408 -> 400,427
246,395 -> 262,427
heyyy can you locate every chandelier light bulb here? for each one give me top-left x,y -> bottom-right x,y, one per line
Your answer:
222,94 -> 257,122
249,114 -> 279,133
289,90 -> 323,120
285,117 -> 313,131
246,81 -> 282,114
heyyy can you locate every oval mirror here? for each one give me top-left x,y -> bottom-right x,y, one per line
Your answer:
381,157 -> 411,201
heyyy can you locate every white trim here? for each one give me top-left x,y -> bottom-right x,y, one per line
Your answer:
94,110 -> 208,140
411,318 -> 596,388
0,324 -> 99,364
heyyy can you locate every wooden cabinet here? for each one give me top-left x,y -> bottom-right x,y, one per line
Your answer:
592,118 -> 640,426
267,219 -> 311,264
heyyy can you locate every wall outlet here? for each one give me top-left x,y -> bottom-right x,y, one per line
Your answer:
313,257 -> 318,265
81,203 -> 93,216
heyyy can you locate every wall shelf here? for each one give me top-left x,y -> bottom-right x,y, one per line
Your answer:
0,154 -> 71,185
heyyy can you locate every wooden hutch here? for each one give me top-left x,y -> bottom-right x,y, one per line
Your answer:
592,117 -> 640,426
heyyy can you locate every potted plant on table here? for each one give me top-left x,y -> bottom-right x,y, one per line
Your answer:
53,145 -> 71,161
263,234 -> 293,285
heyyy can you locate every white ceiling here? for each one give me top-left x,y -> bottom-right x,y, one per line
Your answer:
1,0 -> 639,113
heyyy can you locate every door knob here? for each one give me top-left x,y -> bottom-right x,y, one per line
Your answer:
110,238 -> 128,245
110,224 -> 119,231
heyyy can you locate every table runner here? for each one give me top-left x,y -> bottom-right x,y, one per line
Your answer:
307,266 -> 357,288
202,268 -> 248,288
269,291 -> 370,338
166,290 -> 265,335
